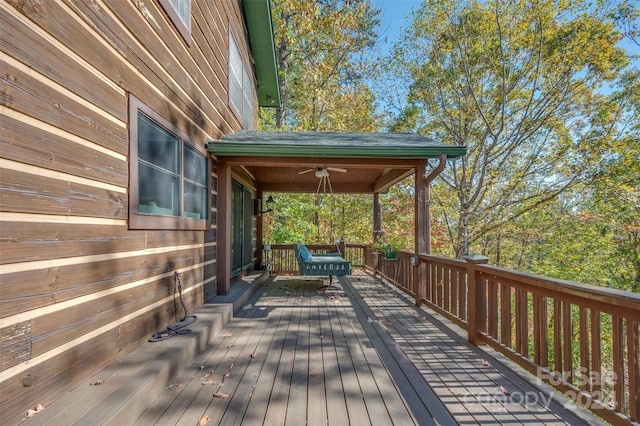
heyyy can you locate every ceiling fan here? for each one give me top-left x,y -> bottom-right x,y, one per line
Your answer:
298,166 -> 347,178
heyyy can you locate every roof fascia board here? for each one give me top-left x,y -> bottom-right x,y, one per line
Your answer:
207,143 -> 466,159
243,0 -> 281,107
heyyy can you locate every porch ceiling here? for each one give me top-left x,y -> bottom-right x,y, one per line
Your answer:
207,131 -> 466,193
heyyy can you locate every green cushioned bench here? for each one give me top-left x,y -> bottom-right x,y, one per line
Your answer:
294,242 -> 351,283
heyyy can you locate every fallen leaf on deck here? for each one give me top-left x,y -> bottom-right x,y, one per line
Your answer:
201,381 -> 218,385
198,415 -> 211,425
250,353 -> 258,358
447,387 -> 463,396
481,360 -> 491,367
26,404 -> 45,418
213,392 -> 229,398
310,371 -> 319,377
499,386 -> 510,395
319,335 -> 324,340
90,380 -> 105,386
203,371 -> 213,380
176,383 -> 184,388
222,333 -> 232,337
494,405 -> 507,413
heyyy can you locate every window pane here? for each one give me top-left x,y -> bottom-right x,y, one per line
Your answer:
184,181 -> 207,219
138,163 -> 180,216
229,34 -> 244,119
138,113 -> 179,174
184,145 -> 207,185
242,67 -> 253,129
169,0 -> 191,29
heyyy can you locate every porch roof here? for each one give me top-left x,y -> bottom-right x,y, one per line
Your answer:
207,131 -> 466,193
207,130 -> 466,159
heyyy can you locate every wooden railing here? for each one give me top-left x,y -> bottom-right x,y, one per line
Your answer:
267,244 -> 639,423
362,249 -> 640,425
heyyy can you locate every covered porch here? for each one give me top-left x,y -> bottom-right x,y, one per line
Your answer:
205,130 -> 639,424
26,272 -> 598,425
208,130 -> 466,296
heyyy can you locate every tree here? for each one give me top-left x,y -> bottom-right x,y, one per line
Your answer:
385,0 -> 630,258
264,0 -> 382,131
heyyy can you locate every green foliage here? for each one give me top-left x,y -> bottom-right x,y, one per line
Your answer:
261,0 -> 383,131
382,0 -> 633,263
262,192 -> 374,245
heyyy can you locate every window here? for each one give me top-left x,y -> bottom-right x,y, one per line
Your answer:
159,0 -> 192,44
129,95 -> 209,230
229,32 -> 254,129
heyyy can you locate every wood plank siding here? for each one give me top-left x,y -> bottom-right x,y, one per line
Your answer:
0,0 -> 256,423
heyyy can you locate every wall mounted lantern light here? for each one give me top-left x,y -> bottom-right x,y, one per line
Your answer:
255,195 -> 275,215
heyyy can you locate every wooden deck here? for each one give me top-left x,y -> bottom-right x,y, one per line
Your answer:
23,272 -> 603,425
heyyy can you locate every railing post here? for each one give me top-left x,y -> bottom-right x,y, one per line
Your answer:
415,257 -> 426,307
465,254 -> 489,346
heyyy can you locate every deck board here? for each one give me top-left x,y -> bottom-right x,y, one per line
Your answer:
126,273 -> 597,426
349,273 -> 591,425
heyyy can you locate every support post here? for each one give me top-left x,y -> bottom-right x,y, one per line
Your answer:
465,254 -> 489,345
373,192 -> 382,242
256,188 -> 264,270
415,160 -> 428,306
217,160 -> 232,295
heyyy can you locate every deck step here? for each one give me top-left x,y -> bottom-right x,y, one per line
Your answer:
28,273 -> 268,426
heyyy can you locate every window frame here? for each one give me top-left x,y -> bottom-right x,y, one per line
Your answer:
158,0 -> 192,46
129,95 -> 210,231
228,31 -> 254,130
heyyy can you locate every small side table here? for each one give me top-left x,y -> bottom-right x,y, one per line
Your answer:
263,246 -> 275,276
382,257 -> 400,295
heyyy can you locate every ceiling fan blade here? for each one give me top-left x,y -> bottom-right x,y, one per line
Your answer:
298,168 -> 314,175
327,167 -> 347,173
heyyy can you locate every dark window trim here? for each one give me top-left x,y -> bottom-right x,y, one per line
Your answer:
158,0 -> 192,46
128,95 -> 209,230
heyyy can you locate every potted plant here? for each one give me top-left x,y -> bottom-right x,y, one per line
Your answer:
372,235 -> 400,259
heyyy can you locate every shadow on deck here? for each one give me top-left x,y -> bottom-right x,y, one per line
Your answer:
23,271 -> 605,425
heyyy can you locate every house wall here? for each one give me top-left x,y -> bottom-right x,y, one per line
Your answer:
0,0 -> 255,423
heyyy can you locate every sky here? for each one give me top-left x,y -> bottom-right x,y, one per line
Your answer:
374,0 -> 640,59
375,0 -> 420,51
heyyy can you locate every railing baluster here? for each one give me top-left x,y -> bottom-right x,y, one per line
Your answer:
590,311 -> 601,398
443,267 -> 451,312
629,321 -> 639,421
553,299 -> 562,374
488,280 -> 498,338
500,283 -> 512,347
459,270 -> 467,322
579,307 -> 590,392
563,301 -> 573,385
613,316 -> 624,412
515,289 -> 528,356
534,295 -> 548,367
436,264 -> 443,307
450,269 -> 458,317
